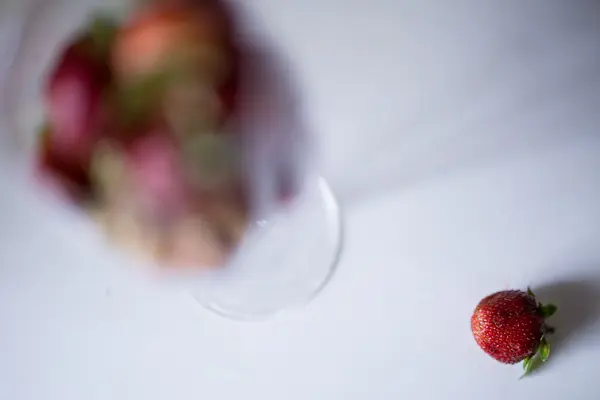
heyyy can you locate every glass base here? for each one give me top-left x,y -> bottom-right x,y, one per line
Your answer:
191,176 -> 343,320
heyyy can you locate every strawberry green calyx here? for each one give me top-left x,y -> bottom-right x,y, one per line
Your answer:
540,304 -> 557,319
37,122 -> 51,148
115,70 -> 172,127
520,287 -> 557,378
88,13 -> 119,58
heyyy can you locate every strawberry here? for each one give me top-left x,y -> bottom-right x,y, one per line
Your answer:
36,125 -> 94,203
45,34 -> 113,163
111,1 -> 241,132
123,127 -> 194,219
164,214 -> 229,268
181,131 -> 239,191
38,15 -> 120,204
111,1 -> 235,83
471,288 -> 557,377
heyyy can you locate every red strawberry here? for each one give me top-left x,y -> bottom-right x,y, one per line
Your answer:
112,1 -> 235,83
39,15 -> 118,203
36,125 -> 93,203
123,127 -> 193,219
45,35 -> 112,162
471,288 -> 557,377
111,1 -> 242,132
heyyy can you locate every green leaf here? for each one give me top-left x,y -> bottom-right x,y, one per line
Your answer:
520,355 -> 536,379
527,287 -> 535,298
184,133 -> 238,189
117,71 -> 173,126
540,339 -> 551,362
90,142 -> 126,194
38,122 -> 51,145
89,13 -> 119,55
522,356 -> 532,371
540,304 -> 557,318
520,338 -> 552,379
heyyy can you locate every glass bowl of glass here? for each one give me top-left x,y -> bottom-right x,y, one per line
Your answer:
1,0 -> 343,320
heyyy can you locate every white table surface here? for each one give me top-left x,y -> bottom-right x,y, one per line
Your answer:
1,1 -> 600,399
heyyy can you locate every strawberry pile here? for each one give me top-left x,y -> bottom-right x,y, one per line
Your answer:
471,288 -> 557,377
37,0 -> 252,268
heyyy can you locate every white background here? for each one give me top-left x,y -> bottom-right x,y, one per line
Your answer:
1,0 -> 600,399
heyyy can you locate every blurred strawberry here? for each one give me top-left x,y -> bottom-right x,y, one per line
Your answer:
163,76 -> 224,137
89,140 -> 129,203
45,34 -> 112,163
124,127 -> 193,219
39,15 -> 119,204
182,131 -> 239,191
217,48 -> 240,118
112,1 -> 235,83
202,194 -> 248,246
166,214 -> 229,268
171,0 -> 242,117
36,125 -> 93,203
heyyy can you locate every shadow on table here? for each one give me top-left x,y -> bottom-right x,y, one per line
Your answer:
527,272 -> 600,375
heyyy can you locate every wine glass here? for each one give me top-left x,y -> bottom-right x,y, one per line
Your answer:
1,0 -> 343,320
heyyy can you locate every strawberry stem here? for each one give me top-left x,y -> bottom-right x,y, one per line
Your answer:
540,303 -> 557,318
519,288 -> 557,379
520,355 -> 534,379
